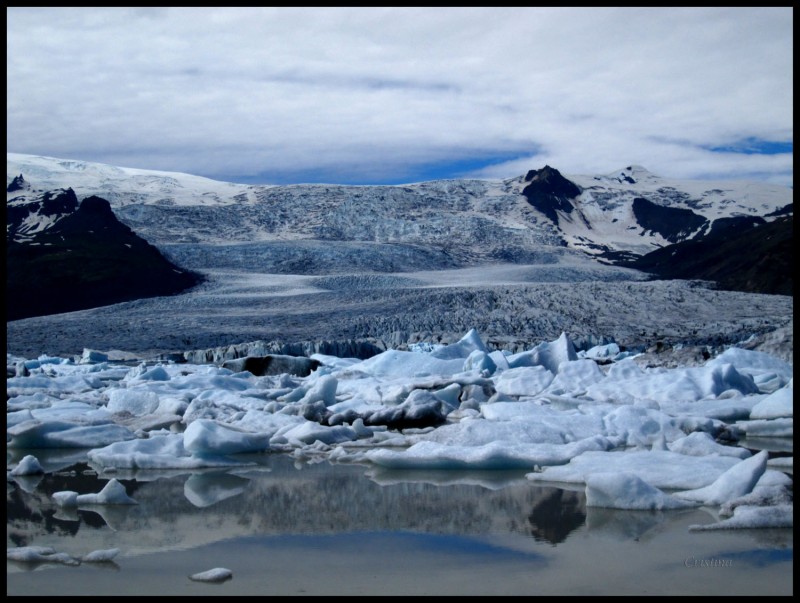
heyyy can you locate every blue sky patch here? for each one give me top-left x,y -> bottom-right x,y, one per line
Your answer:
707,138 -> 793,155
220,151 -> 532,186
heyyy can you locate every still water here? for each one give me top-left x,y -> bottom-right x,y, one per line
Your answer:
7,449 -> 793,596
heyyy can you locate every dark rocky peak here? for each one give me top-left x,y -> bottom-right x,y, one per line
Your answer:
78,195 -> 114,214
521,166 -> 582,225
525,165 -> 569,184
50,194 -> 132,238
618,167 -> 636,184
40,188 -> 79,216
7,173 -> 28,193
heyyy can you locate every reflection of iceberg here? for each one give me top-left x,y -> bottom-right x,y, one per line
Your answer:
52,506 -> 81,523
80,559 -> 120,572
585,506 -> 714,541
365,467 -> 530,490
184,472 -> 250,508
10,474 -> 43,493
94,467 -> 195,482
78,504 -> 137,532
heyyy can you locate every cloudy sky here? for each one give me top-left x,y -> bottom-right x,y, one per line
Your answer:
6,7 -> 793,186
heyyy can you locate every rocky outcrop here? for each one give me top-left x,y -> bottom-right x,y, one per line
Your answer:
7,188 -> 79,239
631,197 -> 708,243
623,215 -> 793,296
6,191 -> 204,321
7,173 -> 28,193
521,165 -> 582,225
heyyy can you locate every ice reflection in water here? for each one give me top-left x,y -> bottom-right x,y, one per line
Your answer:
7,451 -> 794,596
8,453 -> 590,552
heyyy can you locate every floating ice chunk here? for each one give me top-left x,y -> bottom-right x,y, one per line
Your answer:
688,504 -> 793,530
55,482 -> 137,507
88,433 -> 252,470
430,328 -> 487,360
189,567 -> 233,582
350,349 -> 464,378
601,405 -> 683,448
720,484 -> 794,517
296,374 -> 338,406
546,359 -> 606,396
667,431 -> 751,459
7,419 -> 136,449
107,388 -> 161,416
8,546 -> 55,559
277,421 -> 358,446
366,435 -> 614,471
80,348 -> 109,364
674,450 -> 768,505
528,450 -> 740,490
53,490 -> 79,507
76,478 -> 138,505
706,348 -> 792,385
7,546 -> 80,565
81,548 -> 120,562
733,418 -> 793,438
585,472 -> 696,510
10,454 -> 45,475
506,332 -> 577,373
581,342 -> 620,361
749,386 -> 793,419
493,366 -> 554,397
463,350 -> 497,375
183,418 -> 272,456
488,350 -> 510,371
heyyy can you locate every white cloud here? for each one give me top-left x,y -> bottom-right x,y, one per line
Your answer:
6,7 -> 793,185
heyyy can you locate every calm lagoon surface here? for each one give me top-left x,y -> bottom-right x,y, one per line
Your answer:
7,450 -> 793,596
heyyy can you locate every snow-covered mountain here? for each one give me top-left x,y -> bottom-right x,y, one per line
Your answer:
7,153 -> 792,264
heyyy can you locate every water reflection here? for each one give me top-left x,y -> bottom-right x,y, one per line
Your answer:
77,505 -> 138,532
6,452 -> 791,562
8,454 -> 585,554
585,506 -> 699,542
527,488 -> 586,545
184,472 -> 251,508
8,452 -> 793,597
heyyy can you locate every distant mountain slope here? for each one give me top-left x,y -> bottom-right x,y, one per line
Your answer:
622,215 -> 793,296
6,153 -> 793,308
7,154 -> 790,254
6,188 -> 203,320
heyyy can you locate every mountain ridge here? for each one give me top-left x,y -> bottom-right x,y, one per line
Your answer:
8,156 -> 791,257
6,153 -> 793,325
